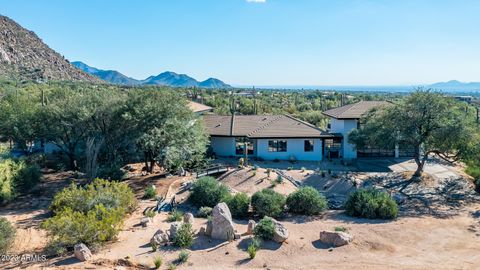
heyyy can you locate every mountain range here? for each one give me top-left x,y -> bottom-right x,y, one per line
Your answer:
428,80 -> 480,91
72,61 -> 231,88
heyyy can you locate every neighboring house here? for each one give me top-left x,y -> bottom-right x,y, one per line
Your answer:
188,101 -> 213,115
203,114 -> 334,161
322,101 -> 413,159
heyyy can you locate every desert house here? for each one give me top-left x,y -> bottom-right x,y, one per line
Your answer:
203,101 -> 414,161
203,114 -> 334,161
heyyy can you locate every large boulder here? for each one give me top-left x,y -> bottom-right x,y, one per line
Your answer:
205,220 -> 213,236
270,218 -> 289,243
319,231 -> 353,247
246,220 -> 256,235
150,229 -> 169,246
211,202 -> 235,241
183,213 -> 194,224
169,222 -> 182,240
74,243 -> 92,262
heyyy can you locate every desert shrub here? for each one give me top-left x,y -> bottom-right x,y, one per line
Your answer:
344,188 -> 398,219
178,250 -> 190,263
196,206 -> 212,218
97,164 -> 126,181
224,192 -> 250,218
334,226 -> 347,232
42,178 -> 137,251
173,223 -> 195,248
247,238 -> 261,259
286,187 -> 327,215
254,216 -> 275,240
168,263 -> 177,270
251,189 -> 286,218
276,175 -> 283,184
143,185 -> 157,199
49,178 -> 137,214
153,256 -> 162,269
167,209 -> 184,222
0,159 -> 40,204
145,209 -> 156,218
466,163 -> 480,192
189,177 -> 230,207
0,217 -> 16,254
41,205 -> 125,247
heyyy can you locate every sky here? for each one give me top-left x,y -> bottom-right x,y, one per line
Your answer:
1,0 -> 480,86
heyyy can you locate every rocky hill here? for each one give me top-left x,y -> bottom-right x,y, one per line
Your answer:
0,15 -> 101,82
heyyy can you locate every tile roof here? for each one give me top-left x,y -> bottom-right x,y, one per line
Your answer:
203,114 -> 331,138
322,101 -> 392,119
188,101 -> 213,113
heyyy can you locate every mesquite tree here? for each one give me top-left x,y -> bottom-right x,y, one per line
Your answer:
349,90 -> 478,177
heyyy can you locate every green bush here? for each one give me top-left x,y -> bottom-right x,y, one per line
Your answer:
251,189 -> 286,218
0,217 -> 16,254
143,186 -> 157,199
97,164 -> 126,181
153,256 -> 162,269
466,163 -> 480,192
0,159 -> 40,204
196,206 -> 212,218
178,250 -> 190,263
173,223 -> 195,248
254,216 -> 275,240
224,192 -> 250,218
247,238 -> 261,259
167,209 -> 183,222
42,178 -> 137,250
189,177 -> 230,207
49,178 -> 137,214
344,188 -> 398,219
286,187 -> 327,215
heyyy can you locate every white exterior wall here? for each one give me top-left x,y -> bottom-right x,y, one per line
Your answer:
330,118 -> 357,159
210,137 -> 236,157
256,138 -> 323,161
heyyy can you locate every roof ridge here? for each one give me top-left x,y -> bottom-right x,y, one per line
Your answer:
282,114 -> 327,133
247,115 -> 284,137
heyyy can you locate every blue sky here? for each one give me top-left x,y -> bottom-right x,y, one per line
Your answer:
1,0 -> 480,86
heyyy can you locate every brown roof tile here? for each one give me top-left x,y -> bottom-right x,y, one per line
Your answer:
203,114 -> 331,138
322,101 -> 391,119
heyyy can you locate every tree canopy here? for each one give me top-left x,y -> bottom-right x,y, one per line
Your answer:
349,90 -> 480,176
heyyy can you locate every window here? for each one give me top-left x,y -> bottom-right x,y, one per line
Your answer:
304,140 -> 314,152
268,140 -> 287,152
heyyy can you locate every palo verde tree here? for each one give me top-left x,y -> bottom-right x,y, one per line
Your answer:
349,89 -> 479,177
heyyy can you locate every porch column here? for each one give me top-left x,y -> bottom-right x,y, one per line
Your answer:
395,144 -> 399,158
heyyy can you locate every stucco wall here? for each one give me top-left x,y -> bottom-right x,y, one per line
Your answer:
256,138 -> 323,161
330,118 -> 358,159
210,137 -> 235,157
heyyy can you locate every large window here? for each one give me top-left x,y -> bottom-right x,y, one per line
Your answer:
268,140 -> 287,152
304,140 -> 314,152
235,137 -> 254,155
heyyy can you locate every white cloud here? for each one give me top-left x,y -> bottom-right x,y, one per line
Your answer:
246,0 -> 266,3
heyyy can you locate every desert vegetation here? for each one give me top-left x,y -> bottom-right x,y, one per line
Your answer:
41,178 -> 137,254
344,188 -> 398,219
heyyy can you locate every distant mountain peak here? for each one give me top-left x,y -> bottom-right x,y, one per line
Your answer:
75,61 -> 231,88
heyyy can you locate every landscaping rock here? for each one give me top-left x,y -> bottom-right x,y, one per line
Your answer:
150,229 -> 169,246
74,243 -> 92,262
183,212 -> 194,224
169,222 -> 182,240
246,220 -> 256,235
211,202 -> 235,241
140,217 -> 152,227
271,218 -> 289,243
205,220 -> 213,236
319,231 -> 353,247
